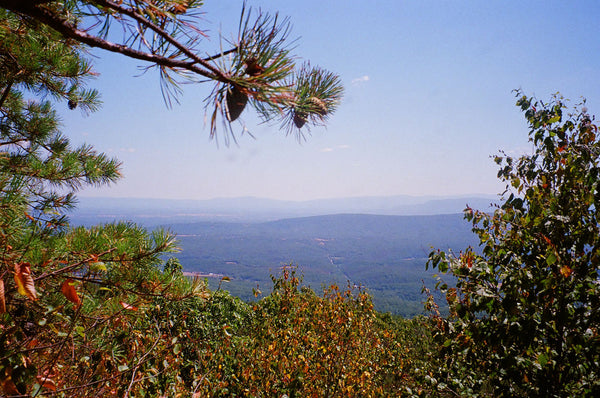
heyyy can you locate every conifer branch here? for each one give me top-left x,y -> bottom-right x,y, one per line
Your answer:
92,0 -> 228,81
203,47 -> 239,62
0,0 -> 229,82
0,81 -> 12,109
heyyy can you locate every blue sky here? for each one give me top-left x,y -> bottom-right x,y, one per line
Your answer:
63,1 -> 600,201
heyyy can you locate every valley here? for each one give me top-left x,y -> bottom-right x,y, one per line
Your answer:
70,196 -> 487,317
169,213 -> 478,317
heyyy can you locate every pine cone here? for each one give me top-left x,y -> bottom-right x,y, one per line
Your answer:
308,97 -> 327,116
226,85 -> 248,121
245,58 -> 265,77
293,111 -> 307,128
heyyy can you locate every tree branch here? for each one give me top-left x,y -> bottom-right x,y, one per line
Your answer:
203,47 -> 239,62
0,0 -> 232,83
93,0 -> 229,80
0,80 -> 13,110
35,248 -> 116,282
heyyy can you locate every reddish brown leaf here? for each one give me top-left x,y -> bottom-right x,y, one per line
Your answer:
541,235 -> 552,245
37,375 -> 57,391
120,301 -> 138,311
27,338 -> 39,349
560,265 -> 573,278
61,279 -> 81,306
14,262 -> 37,300
2,368 -> 21,396
2,377 -> 20,395
0,279 -> 5,313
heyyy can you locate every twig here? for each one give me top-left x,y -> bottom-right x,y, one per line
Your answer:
34,248 -> 116,282
203,47 -> 238,62
123,324 -> 163,398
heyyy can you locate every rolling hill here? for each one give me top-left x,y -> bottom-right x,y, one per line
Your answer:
170,213 -> 478,317
70,196 -> 489,316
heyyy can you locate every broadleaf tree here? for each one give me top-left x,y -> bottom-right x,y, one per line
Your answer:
427,92 -> 600,397
0,1 -> 343,395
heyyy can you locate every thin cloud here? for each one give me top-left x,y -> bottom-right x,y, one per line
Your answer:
351,75 -> 370,85
320,144 -> 350,153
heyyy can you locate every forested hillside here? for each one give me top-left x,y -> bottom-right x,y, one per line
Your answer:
172,213 -> 477,316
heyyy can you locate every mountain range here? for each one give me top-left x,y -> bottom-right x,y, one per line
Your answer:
72,194 -> 499,225
69,195 -> 491,316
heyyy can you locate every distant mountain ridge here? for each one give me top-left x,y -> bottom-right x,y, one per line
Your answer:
68,197 -> 485,316
71,195 -> 499,226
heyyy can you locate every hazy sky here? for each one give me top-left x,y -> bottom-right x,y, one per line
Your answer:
63,1 -> 600,201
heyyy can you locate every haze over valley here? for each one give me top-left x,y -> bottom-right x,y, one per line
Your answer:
72,195 -> 488,316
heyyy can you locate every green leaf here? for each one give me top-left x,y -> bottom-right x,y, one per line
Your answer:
75,326 -> 85,338
546,253 -> 557,266
548,115 -> 561,124
90,261 -> 107,272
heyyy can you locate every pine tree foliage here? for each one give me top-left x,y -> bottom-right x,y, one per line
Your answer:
0,6 -> 206,396
1,0 -> 344,142
0,2 -> 347,395
0,9 -> 117,219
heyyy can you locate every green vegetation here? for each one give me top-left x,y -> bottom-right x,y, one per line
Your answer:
2,1 -> 599,397
172,213 -> 476,317
428,92 -> 600,397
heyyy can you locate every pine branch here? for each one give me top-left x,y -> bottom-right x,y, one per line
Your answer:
0,80 -> 13,109
0,0 -> 230,82
92,0 -> 228,80
203,47 -> 238,62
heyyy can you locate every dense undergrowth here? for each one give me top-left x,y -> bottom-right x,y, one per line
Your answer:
113,264 -> 441,397
2,258 -> 445,397
3,2 -> 600,396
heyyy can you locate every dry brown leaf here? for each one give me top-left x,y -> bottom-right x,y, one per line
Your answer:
0,279 -> 5,313
37,375 -> 57,391
1,368 -> 21,396
14,262 -> 37,300
560,265 -> 573,278
120,301 -> 138,311
61,279 -> 81,306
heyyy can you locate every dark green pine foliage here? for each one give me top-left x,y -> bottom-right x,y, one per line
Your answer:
427,91 -> 600,397
0,9 -> 185,396
0,8 -> 119,225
